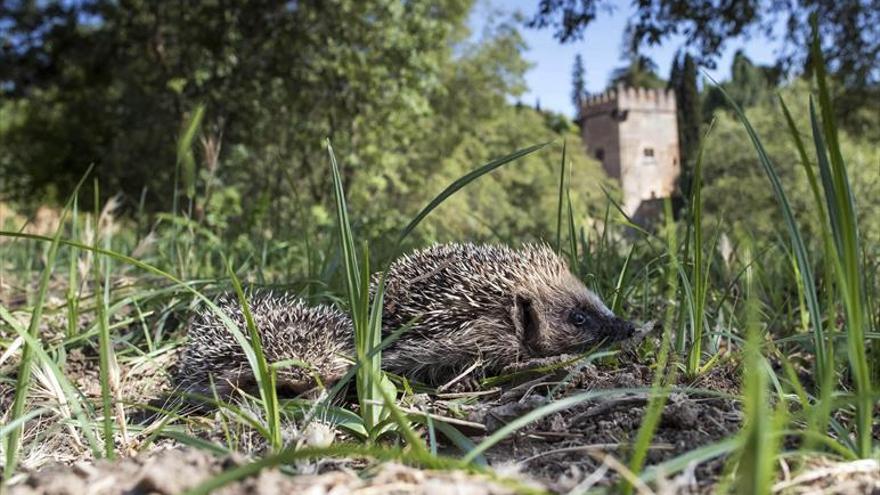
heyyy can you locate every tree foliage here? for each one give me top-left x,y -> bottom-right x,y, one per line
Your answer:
2,1 -> 474,206
608,54 -> 665,90
422,106 -> 612,244
703,51 -> 780,120
527,0 -> 880,92
701,82 -> 880,245
0,0 -> 609,250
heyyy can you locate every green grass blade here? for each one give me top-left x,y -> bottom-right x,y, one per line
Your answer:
0,230 -> 281,455
686,118 -> 715,375
778,94 -> 836,440
734,245 -> 782,495
778,96 -> 828,229
610,244 -> 634,315
807,16 -> 870,454
66,196 -> 79,339
93,181 -> 115,459
326,140 -> 362,321
555,140 -> 567,254
810,98 -> 871,458
359,265 -> 384,437
326,140 -> 397,441
431,421 -> 487,466
639,437 -> 741,485
0,306 -> 102,464
177,104 -> 205,200
283,400 -> 368,439
565,189 -> 580,279
227,262 -> 282,451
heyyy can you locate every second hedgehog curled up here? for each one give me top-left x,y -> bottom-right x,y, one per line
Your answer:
176,243 -> 637,398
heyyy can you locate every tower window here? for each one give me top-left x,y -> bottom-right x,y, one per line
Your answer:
595,149 -> 605,161
643,148 -> 655,158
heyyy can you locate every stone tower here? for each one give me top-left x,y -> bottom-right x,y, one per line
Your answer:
580,85 -> 680,224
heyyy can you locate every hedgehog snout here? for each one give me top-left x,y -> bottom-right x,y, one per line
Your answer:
601,316 -> 636,342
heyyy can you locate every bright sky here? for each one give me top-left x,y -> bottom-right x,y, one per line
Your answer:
469,0 -> 786,118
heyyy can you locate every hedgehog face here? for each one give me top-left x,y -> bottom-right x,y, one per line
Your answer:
513,274 -> 635,357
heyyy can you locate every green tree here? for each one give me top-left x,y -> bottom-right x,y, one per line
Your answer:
0,1 -> 617,254
703,51 -> 778,121
668,55 -> 682,92
421,105 -> 613,244
0,0 -> 471,217
701,82 -> 880,245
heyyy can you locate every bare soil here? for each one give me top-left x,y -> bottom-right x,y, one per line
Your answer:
5,350 -> 745,494
463,357 -> 742,492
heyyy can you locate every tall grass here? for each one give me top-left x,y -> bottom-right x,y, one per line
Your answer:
554,139 -> 567,254
685,119 -> 715,375
327,140 -> 388,440
0,305 -> 102,462
227,263 -> 283,451
715,16 -> 876,488
621,199 -> 680,495
734,244 -> 784,495
65,197 -> 80,340
809,35 -> 872,454
172,104 -> 205,278
3,167 -> 93,477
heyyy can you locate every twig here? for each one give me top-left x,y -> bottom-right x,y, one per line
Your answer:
363,400 -> 486,431
569,395 -> 649,426
569,458 -> 611,494
519,443 -> 674,465
586,451 -> 655,495
437,359 -> 483,393
434,388 -> 501,399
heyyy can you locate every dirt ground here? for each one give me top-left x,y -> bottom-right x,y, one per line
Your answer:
4,348 -> 744,494
6,345 -> 880,494
471,359 -> 742,492
1,289 -> 876,494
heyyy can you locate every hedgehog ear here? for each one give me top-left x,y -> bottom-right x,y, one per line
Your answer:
513,295 -> 540,348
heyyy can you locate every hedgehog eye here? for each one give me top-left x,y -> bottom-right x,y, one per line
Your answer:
568,310 -> 589,327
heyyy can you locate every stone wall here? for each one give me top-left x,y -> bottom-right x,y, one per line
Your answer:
581,86 -> 680,218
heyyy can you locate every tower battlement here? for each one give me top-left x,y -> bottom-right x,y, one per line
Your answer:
582,85 -> 676,115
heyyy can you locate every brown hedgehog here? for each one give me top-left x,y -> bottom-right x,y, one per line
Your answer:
176,243 -> 634,397
378,243 -> 635,384
176,292 -> 353,398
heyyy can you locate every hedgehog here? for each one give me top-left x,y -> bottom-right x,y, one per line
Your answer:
378,243 -> 635,384
175,291 -> 353,398
175,243 -> 635,397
